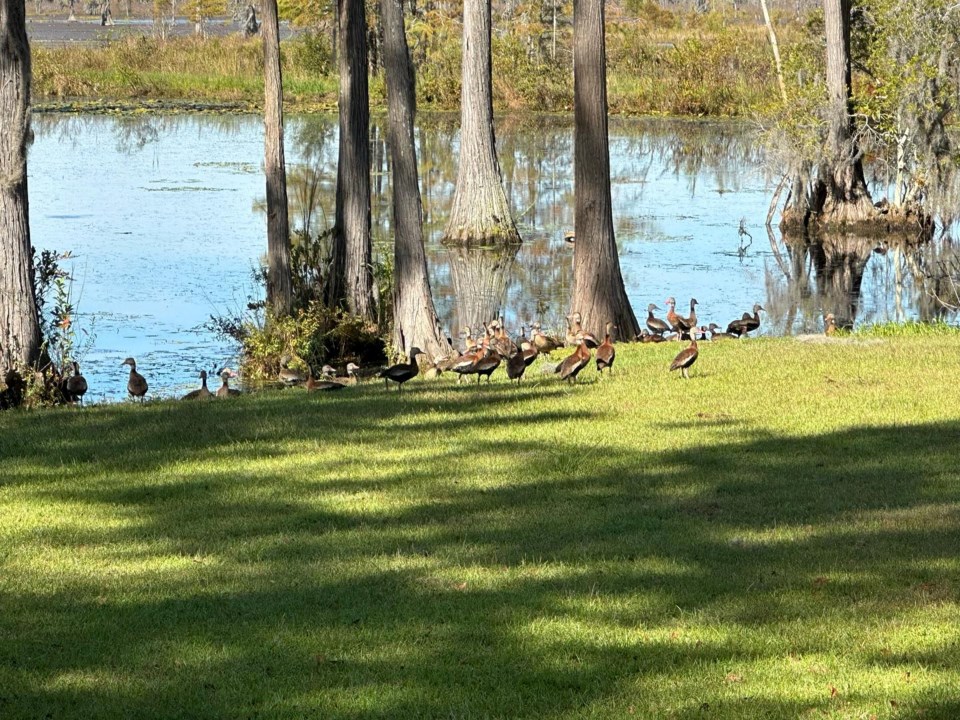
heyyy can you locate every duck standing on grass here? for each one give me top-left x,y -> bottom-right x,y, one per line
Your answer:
121,357 -> 148,402
379,348 -> 424,392
595,322 -> 617,375
669,337 -> 699,379
64,361 -> 88,405
557,340 -> 591,383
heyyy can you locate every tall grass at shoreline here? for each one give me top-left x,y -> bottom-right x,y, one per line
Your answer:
32,20 -> 786,116
3,337 -> 960,718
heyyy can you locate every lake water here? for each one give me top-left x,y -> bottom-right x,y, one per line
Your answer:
28,113 -> 956,402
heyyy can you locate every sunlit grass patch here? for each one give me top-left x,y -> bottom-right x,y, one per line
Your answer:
2,336 -> 960,718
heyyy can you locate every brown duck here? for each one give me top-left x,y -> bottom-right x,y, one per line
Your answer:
669,338 -> 698,379
64,361 -> 88,404
568,312 -> 600,349
558,341 -> 591,382
182,369 -> 213,400
726,304 -> 764,337
217,368 -> 241,397
121,357 -> 148,402
824,313 -> 837,336
595,322 -> 617,374
646,304 -> 670,336
531,323 -> 563,353
676,298 -> 698,334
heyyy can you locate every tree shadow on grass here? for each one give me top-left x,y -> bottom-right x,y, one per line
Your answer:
2,394 -> 959,718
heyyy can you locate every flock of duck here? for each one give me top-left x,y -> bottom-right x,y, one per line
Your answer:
56,298 -> 767,404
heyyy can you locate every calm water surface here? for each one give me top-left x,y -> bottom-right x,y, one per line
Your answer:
28,113 -> 954,402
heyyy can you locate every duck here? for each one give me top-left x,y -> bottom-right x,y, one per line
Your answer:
531,323 -> 563,353
595,322 -> 617,375
121,357 -> 148,402
505,348 -> 528,384
665,297 -> 682,334
676,298 -> 698,334
646,304 -> 670,336
637,329 -> 668,344
473,347 -> 502,383
558,340 -> 591,382
278,355 -> 305,386
306,366 -> 347,392
568,312 -> 600,349
449,346 -> 485,383
182,369 -> 213,400
378,347 -> 424,392
64,361 -> 88,404
824,313 -> 837,336
217,368 -> 242,397
726,304 -> 764,337
707,323 -> 739,340
491,319 -> 518,358
669,337 -> 699,379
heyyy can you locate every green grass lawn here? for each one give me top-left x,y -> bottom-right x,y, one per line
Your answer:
2,335 -> 959,719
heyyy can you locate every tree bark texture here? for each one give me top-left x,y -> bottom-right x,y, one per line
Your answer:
569,0 -> 639,339
262,0 -> 293,317
441,0 -> 520,246
381,0 -> 451,360
816,0 -> 875,225
326,0 -> 376,321
0,0 -> 41,371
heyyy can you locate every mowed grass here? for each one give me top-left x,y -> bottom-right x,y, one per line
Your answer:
2,336 -> 960,719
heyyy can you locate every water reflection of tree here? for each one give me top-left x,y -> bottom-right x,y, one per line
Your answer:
445,245 -> 519,339
766,226 -> 957,332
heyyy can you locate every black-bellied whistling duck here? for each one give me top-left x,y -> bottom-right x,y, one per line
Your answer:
637,330 -> 667,343
506,348 -> 527,384
306,366 -> 347,391
65,361 -> 88,404
669,337 -> 698,379
217,369 -> 241,397
595,322 -> 617,374
569,312 -> 600,348
707,323 -> 738,340
531,323 -> 563,353
378,347 -> 424,392
182,370 -> 213,400
121,357 -> 148,402
824,313 -> 837,336
449,346 -> 484,383
460,326 -> 477,353
474,347 -> 502,383
646,304 -> 670,336
665,297 -> 681,334
726,304 -> 764,337
491,320 -> 517,358
558,341 -> 591,382
278,355 -> 305,386
676,298 -> 698,334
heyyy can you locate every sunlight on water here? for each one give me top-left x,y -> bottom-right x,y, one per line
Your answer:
28,113 -> 955,402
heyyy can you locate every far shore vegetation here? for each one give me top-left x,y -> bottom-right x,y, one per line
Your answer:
31,4 -> 795,117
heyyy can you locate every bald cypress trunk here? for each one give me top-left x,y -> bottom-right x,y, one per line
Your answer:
381,0 -> 450,360
814,0 -> 875,226
0,0 -> 41,371
326,0 -> 377,321
441,0 -> 520,246
262,0 -> 293,317
569,0 -> 639,339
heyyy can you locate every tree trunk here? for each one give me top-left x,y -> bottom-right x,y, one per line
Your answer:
441,0 -> 520,246
381,0 -> 451,360
0,0 -> 41,372
326,0 -> 376,321
815,0 -> 875,226
569,0 -> 639,339
262,0 -> 293,316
